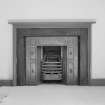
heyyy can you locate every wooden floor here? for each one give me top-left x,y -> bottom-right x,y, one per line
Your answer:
0,85 -> 105,105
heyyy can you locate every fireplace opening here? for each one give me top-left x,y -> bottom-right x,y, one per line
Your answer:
40,46 -> 64,84
12,25 -> 91,86
24,34 -> 89,86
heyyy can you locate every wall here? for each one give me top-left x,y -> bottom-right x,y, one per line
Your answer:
0,0 -> 105,80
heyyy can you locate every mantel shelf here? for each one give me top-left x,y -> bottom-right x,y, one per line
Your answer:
8,19 -> 96,24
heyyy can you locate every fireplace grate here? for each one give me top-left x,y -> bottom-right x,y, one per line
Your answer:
41,55 -> 63,81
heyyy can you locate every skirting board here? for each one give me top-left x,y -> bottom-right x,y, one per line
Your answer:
0,80 -> 13,86
0,79 -> 105,86
90,79 -> 105,86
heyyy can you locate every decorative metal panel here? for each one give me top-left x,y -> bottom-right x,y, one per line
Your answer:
26,38 -> 37,84
26,36 -> 78,85
67,37 -> 78,84
26,37 -> 69,46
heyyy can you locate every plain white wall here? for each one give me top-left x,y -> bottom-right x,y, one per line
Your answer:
0,0 -> 105,80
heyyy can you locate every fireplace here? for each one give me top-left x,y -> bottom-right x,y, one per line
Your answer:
25,36 -> 78,85
17,29 -> 88,86
9,19 -> 95,86
41,46 -> 63,82
25,36 -> 79,85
